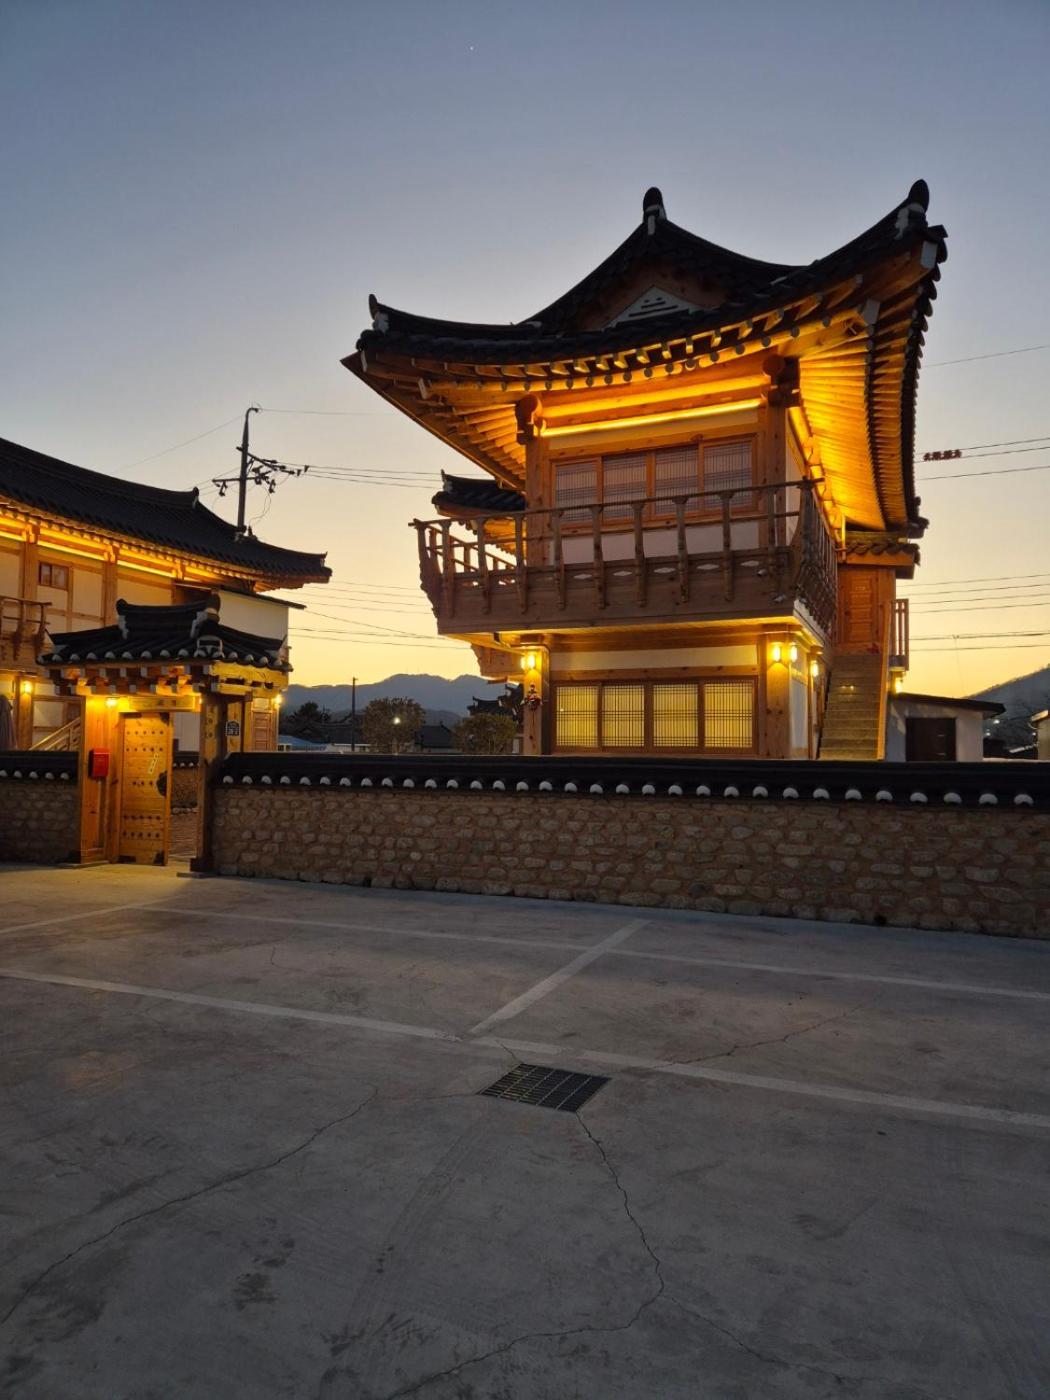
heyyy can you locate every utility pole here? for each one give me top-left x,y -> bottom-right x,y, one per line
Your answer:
236,405 -> 260,535
350,676 -> 357,752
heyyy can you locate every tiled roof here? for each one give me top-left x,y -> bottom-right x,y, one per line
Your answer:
0,436 -> 330,583
349,183 -> 947,532
42,597 -> 288,669
358,182 -> 945,363
433,474 -> 526,515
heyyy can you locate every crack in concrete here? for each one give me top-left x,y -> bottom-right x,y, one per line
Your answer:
674,993 -> 884,1069
0,1086 -> 378,1334
668,1294 -> 955,1399
376,1113 -> 664,1400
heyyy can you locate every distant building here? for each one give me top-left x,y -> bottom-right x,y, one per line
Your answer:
886,692 -> 1004,762
1,435 -> 329,750
1033,711 -> 1050,760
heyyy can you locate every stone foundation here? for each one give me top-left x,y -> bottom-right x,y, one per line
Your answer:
212,788 -> 1050,939
0,778 -> 79,864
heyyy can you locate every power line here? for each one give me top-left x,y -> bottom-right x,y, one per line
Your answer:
919,460 -> 1050,482
926,342 -> 1050,369
908,600 -> 1050,614
258,406 -> 390,417
908,568 -> 1050,589
911,641 -> 1050,653
912,629 -> 1050,641
119,415 -> 243,471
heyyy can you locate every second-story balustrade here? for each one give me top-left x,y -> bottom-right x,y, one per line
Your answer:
414,480 -> 838,638
0,596 -> 49,666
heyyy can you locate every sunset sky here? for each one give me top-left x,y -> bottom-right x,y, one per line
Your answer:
3,0 -> 1049,696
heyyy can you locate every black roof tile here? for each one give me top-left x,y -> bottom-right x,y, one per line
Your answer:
359,182 -> 945,366
0,436 -> 330,583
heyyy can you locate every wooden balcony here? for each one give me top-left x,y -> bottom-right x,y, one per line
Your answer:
413,482 -> 838,638
0,596 -> 49,667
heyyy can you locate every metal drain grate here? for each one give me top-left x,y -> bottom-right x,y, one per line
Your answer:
479,1063 -> 609,1112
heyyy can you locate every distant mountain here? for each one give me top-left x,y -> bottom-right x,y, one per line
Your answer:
283,673 -> 497,721
971,663 -> 1050,748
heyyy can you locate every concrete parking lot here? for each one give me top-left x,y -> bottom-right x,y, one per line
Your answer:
2,864 -> 1049,1399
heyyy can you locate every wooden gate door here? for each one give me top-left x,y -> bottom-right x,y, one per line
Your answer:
117,712 -> 173,864
838,568 -> 880,651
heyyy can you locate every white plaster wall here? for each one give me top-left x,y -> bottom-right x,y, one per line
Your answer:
117,574 -> 172,608
551,644 -> 756,672
0,545 -> 20,596
174,710 -> 201,753
886,698 -> 986,762
213,589 -> 290,643
790,674 -> 810,756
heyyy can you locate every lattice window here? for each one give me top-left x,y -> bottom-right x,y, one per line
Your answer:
555,684 -> 599,748
554,460 -> 599,523
652,683 -> 699,748
652,445 -> 700,517
601,684 -> 645,747
602,453 -> 647,523
703,679 -> 754,749
702,440 -> 753,507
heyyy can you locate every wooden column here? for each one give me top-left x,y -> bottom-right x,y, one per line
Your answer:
191,692 -> 224,873
762,634 -> 792,758
521,653 -> 547,756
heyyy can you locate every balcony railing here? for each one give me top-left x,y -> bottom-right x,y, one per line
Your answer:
413,481 -> 838,637
0,596 -> 49,664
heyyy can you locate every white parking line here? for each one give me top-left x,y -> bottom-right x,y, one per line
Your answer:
0,966 -> 457,1042
2,963 -> 1048,1132
468,919 -> 649,1035
0,900 -> 174,936
6,899 -> 1048,1005
142,905 -> 1050,1005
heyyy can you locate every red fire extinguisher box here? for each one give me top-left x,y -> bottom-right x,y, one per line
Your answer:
88,749 -> 110,779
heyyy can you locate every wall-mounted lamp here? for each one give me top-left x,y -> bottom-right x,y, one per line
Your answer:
525,651 -> 538,671
810,660 -> 820,680
105,697 -> 118,710
893,676 -> 904,694
20,679 -> 33,696
789,644 -> 799,664
273,694 -> 283,709
770,643 -> 782,664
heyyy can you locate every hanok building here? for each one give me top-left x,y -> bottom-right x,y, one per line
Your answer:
0,436 -> 329,862
347,184 -> 946,760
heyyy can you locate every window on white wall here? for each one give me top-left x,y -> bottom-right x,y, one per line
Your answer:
554,460 -> 599,523
703,441 -> 753,502
652,446 -> 700,513
602,453 -> 647,521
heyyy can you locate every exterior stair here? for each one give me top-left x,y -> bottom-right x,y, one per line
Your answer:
818,652 -> 887,760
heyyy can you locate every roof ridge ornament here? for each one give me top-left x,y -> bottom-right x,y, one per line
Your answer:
642,186 -> 666,236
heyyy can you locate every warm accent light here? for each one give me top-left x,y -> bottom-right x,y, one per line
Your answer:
894,676 -> 904,694
273,694 -> 283,708
810,660 -> 820,679
789,644 -> 799,664
770,643 -> 782,664
20,679 -> 34,696
523,651 -> 538,671
105,697 -> 118,709
541,398 -> 763,438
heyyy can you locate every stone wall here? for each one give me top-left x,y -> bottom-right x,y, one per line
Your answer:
172,765 -> 199,809
0,778 -> 79,864
212,787 -> 1050,939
